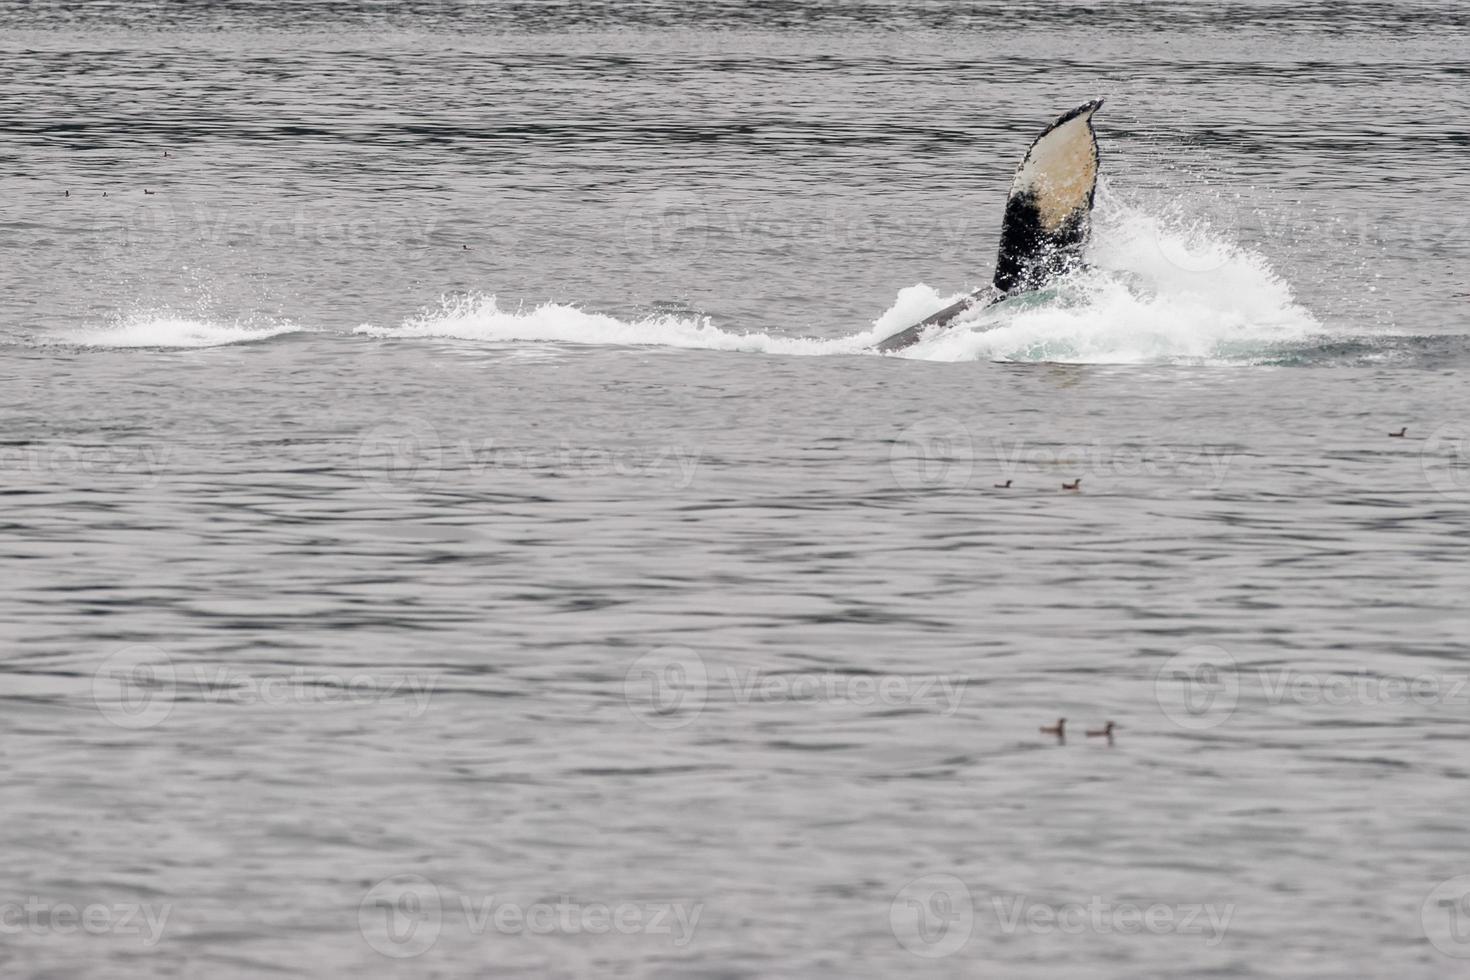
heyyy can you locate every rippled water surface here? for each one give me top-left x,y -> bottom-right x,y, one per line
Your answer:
4,1 -> 1470,977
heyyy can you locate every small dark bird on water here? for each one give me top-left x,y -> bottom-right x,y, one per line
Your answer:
462,244 -> 470,250
1389,427 -> 1407,438
1086,721 -> 1117,740
1062,479 -> 1081,491
64,190 -> 69,197
994,479 -> 1011,488
143,189 -> 155,195
163,151 -> 171,158
1040,718 -> 1066,738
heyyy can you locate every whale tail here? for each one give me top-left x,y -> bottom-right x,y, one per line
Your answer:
993,99 -> 1103,293
873,100 -> 1103,353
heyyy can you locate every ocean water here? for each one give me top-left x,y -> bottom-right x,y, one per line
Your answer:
4,1 -> 1470,977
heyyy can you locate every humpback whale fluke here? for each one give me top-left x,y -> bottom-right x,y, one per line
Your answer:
994,99 -> 1103,293
874,100 -> 1104,353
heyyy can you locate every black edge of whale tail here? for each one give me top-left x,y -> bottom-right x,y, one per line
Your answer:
872,99 -> 1103,354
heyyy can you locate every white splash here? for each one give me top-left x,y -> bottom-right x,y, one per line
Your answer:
891,193 -> 1322,364
52,315 -> 303,349
355,294 -> 881,356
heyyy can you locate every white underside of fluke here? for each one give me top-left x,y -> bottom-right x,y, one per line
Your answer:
1009,107 -> 1101,233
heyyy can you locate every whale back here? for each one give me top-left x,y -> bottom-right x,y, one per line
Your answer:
992,100 -> 1102,294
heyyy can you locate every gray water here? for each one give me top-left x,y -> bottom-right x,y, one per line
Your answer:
4,2 -> 1470,977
